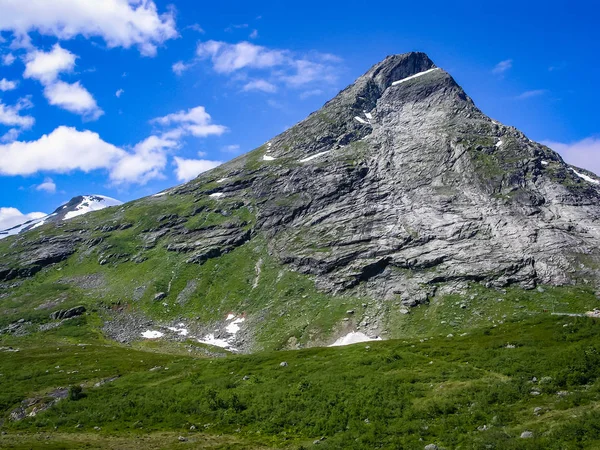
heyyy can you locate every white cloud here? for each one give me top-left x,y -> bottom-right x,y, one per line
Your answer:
281,59 -> 337,86
249,29 -> 258,39
24,44 -> 76,84
195,40 -> 341,90
0,78 -> 18,91
0,207 -> 46,231
23,46 -> 102,119
116,88 -> 124,98
2,53 -> 16,66
516,89 -> 547,100
0,0 -> 177,57
243,79 -> 277,93
542,138 -> 600,175
0,98 -> 34,129
0,126 -> 125,176
173,157 -> 222,182
185,23 -> 204,33
35,177 -> 56,193
151,106 -> 227,137
492,59 -> 512,75
1,128 -> 22,143
110,135 -> 177,185
172,60 -> 193,75
44,81 -> 103,120
0,103 -> 227,184
196,40 -> 287,74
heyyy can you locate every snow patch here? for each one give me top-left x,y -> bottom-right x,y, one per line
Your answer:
299,151 -> 331,163
216,178 -> 228,183
167,326 -> 189,336
354,116 -> 368,124
153,191 -> 167,197
572,168 -> 600,185
142,330 -> 164,339
364,111 -> 373,120
30,220 -> 46,229
541,161 -> 549,166
329,332 -> 382,347
209,192 -> 224,198
263,155 -> 276,161
495,140 -> 503,148
198,334 -> 232,349
198,315 -> 245,351
63,195 -> 122,220
391,68 -> 440,86
225,317 -> 245,334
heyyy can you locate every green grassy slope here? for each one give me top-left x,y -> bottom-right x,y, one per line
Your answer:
2,315 -> 600,449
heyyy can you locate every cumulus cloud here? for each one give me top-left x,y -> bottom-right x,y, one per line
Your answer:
23,44 -> 102,119
0,126 -> 124,176
24,44 -> 76,84
44,81 -> 103,119
151,106 -> 227,138
0,0 -> 177,56
542,138 -> 600,175
492,59 -> 512,75
0,78 -> 18,91
173,157 -> 222,182
0,207 -> 46,232
243,79 -> 277,93
0,104 -> 226,184
115,89 -> 124,98
110,135 -> 177,185
35,177 -> 56,193
194,40 -> 342,92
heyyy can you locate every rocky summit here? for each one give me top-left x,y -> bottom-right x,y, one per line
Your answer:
1,52 -> 600,351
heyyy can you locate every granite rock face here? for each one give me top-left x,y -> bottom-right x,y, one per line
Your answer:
185,52 -> 600,303
2,52 -> 600,308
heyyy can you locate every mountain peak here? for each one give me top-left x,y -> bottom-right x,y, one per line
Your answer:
364,52 -> 437,90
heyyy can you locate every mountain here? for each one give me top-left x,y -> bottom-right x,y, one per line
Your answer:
0,195 -> 122,240
1,52 -> 600,353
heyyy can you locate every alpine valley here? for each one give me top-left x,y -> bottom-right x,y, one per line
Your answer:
2,53 -> 600,449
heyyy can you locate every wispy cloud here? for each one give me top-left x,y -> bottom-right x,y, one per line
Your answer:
243,79 -> 277,93
221,144 -> 240,154
492,59 -> 512,75
35,177 -> 56,193
194,40 -> 342,93
172,60 -> 194,75
515,89 -> 547,100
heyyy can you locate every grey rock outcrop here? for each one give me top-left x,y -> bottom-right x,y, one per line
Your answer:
50,306 -> 86,320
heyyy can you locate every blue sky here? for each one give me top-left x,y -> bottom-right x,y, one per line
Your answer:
0,0 -> 598,229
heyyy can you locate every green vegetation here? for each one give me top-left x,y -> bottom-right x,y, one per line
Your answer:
2,316 -> 600,448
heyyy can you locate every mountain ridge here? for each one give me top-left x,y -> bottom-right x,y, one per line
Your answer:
1,52 -> 600,351
0,195 -> 122,239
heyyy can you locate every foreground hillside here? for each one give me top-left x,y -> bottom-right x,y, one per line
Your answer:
1,315 -> 600,449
